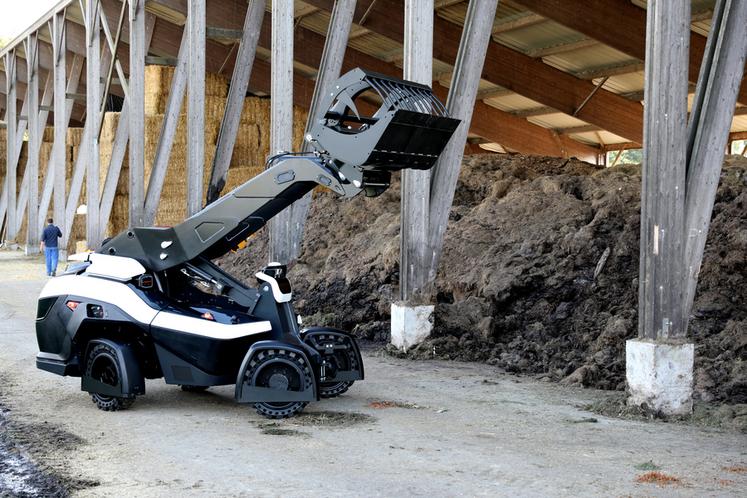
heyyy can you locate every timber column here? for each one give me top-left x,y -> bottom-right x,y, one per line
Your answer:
626,0 -> 692,415
391,0 -> 435,351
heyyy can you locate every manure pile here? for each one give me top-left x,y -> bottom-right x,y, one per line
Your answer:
220,153 -> 747,404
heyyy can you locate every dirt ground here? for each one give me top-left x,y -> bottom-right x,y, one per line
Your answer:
1,252 -> 746,497
221,153 -> 747,408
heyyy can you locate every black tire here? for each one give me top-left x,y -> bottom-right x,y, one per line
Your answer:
304,332 -> 360,399
245,349 -> 312,419
180,385 -> 209,393
85,343 -> 135,412
320,380 -> 354,399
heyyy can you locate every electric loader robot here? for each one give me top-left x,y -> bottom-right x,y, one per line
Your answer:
34,68 -> 460,419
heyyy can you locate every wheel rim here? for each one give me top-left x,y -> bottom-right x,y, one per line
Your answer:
252,358 -> 304,410
90,351 -> 120,402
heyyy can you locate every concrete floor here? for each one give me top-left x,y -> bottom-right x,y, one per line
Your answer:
0,251 -> 745,497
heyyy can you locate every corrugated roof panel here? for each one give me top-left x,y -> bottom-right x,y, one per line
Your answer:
527,113 -> 588,129
543,44 -> 637,75
731,115 -> 747,133
437,1 -> 525,30
492,20 -> 582,54
602,72 -> 646,95
571,130 -> 629,146
484,93 -> 545,112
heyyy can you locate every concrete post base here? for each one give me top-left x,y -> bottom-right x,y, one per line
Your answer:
390,303 -> 433,351
626,338 -> 694,415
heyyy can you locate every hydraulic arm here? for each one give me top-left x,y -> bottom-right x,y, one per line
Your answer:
99,68 -> 460,270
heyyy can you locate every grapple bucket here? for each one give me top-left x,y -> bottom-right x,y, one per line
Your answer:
307,68 -> 460,171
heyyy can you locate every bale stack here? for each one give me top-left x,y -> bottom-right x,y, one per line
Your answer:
222,96 -> 308,192
143,64 -> 229,227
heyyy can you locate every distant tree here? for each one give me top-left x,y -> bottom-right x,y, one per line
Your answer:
607,148 -> 642,166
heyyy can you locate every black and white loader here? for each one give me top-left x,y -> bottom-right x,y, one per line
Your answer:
34,68 -> 459,418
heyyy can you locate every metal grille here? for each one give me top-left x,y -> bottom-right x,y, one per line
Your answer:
365,75 -> 449,117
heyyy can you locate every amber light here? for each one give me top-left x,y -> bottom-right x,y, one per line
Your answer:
66,300 -> 80,311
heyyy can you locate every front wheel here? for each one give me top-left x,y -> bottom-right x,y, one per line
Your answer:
85,343 -> 135,412
246,349 -> 312,419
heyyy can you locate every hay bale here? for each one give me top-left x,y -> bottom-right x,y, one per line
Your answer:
67,128 -> 84,146
75,240 -> 89,254
205,72 -> 228,97
42,127 -> 55,143
100,112 -> 120,143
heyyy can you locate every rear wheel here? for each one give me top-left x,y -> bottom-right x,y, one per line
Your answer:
320,380 -> 354,398
304,333 -> 360,399
245,349 -> 312,419
86,343 -> 135,412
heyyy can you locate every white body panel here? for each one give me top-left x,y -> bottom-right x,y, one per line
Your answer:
40,274 -> 272,340
255,272 -> 292,303
84,253 -> 147,281
39,274 -> 159,324
151,312 -> 271,339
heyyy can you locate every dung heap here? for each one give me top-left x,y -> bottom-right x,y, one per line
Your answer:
220,153 -> 747,405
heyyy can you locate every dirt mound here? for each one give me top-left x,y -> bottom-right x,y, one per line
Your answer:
219,153 -> 747,403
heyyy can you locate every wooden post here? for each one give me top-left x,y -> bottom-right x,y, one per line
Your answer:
187,0 -> 206,217
4,50 -> 18,242
129,0 -> 145,227
682,0 -> 747,327
428,0 -> 498,281
24,33 -> 40,254
17,72 -> 54,227
268,0 -> 294,263
85,0 -> 102,249
637,0 -> 690,340
400,0 -> 433,300
207,0 -> 266,205
286,0 -> 357,261
39,55 -> 83,236
52,11 -> 67,243
101,13 -> 155,232
144,28 -> 188,226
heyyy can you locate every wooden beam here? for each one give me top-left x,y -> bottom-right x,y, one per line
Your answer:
4,51 -> 18,240
24,33 -> 41,253
129,0 -> 146,227
287,0 -> 358,262
575,61 -> 645,80
16,64 -> 53,244
638,0 -> 689,340
207,0 -> 266,205
187,0 -> 205,217
400,0 -> 434,300
268,0 -> 294,263
682,0 -> 747,329
85,0 -> 102,249
513,0 -> 747,106
143,28 -> 188,226
38,54 -> 83,248
428,0 -> 499,281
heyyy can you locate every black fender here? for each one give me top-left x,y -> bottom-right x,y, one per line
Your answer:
81,339 -> 145,398
300,327 -> 365,382
234,340 -> 319,403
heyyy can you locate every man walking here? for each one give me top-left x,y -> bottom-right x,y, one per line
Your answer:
40,218 -> 63,276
